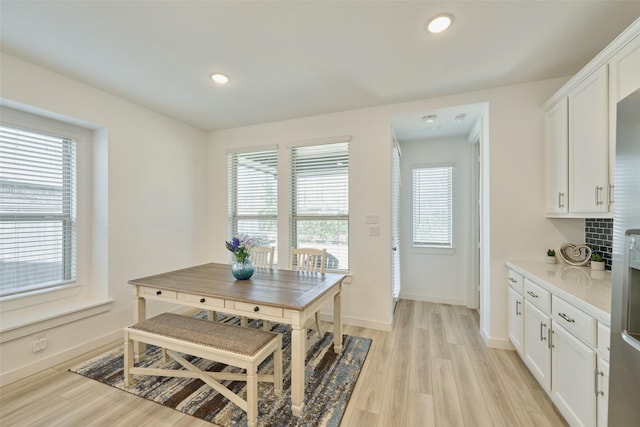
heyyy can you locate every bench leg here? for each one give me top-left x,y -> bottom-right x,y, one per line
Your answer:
124,331 -> 134,387
240,316 -> 248,328
263,320 -> 271,331
246,369 -> 258,427
207,310 -> 216,321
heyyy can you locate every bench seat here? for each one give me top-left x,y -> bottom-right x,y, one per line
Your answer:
124,312 -> 282,427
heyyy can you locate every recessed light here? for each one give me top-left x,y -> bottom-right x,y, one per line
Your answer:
210,73 -> 230,84
455,114 -> 466,121
422,114 -> 437,123
426,14 -> 453,34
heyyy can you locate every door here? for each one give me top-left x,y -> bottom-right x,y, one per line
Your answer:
551,323 -> 597,427
392,142 -> 401,311
523,300 -> 552,392
508,287 -> 524,355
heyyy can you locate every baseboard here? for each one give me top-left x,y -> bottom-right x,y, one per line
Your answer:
399,292 -> 466,306
479,327 -> 514,350
0,329 -> 122,386
0,305 -> 196,386
316,313 -> 392,332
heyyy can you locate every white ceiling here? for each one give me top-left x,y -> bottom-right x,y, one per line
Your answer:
1,1 -> 639,140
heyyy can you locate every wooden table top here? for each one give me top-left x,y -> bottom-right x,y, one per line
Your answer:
128,263 -> 346,311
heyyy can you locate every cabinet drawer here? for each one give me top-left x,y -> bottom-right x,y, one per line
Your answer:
598,323 -> 611,361
507,269 -> 524,294
230,301 -> 283,318
552,295 -> 596,347
140,286 -> 177,301
524,279 -> 551,313
178,292 -> 225,309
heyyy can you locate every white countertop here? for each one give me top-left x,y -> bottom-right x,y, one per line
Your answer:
506,260 -> 612,325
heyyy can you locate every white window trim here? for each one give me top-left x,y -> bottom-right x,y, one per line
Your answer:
412,163 -> 454,250
0,105 -> 112,340
288,137 -> 350,272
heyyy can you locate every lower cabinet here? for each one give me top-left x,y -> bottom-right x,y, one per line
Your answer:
508,286 -> 524,355
551,322 -> 597,427
596,357 -> 609,427
524,300 -> 551,392
506,266 -> 609,426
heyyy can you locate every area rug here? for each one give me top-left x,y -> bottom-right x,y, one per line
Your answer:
70,313 -> 371,426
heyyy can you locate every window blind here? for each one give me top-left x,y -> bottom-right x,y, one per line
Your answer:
413,166 -> 453,247
227,149 -> 278,257
0,125 -> 77,297
290,141 -> 349,271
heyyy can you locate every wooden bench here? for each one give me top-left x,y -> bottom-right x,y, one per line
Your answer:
124,312 -> 282,427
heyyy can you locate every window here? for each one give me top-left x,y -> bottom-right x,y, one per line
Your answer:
413,165 -> 453,248
290,140 -> 349,271
228,148 -> 278,259
0,124 -> 77,297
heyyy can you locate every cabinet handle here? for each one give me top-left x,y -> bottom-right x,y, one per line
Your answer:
540,322 -> 547,342
595,369 -> 604,397
527,290 -> 539,298
200,298 -> 205,303
595,186 -> 603,206
156,290 -> 162,296
558,192 -> 565,208
558,312 -> 575,323
609,184 -> 614,205
550,329 -> 554,349
516,300 -> 521,316
253,306 -> 260,312
509,277 -> 517,283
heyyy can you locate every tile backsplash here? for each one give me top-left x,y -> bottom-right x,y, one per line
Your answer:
585,218 -> 613,270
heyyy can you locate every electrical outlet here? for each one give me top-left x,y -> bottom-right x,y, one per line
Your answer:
32,338 -> 47,353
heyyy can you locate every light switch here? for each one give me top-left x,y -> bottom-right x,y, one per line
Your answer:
366,214 -> 379,224
369,226 -> 380,236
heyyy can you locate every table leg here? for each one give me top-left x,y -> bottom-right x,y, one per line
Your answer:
134,295 -> 146,362
333,289 -> 343,353
290,322 -> 305,417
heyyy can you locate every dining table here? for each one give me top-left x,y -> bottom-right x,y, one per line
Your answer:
128,262 -> 345,417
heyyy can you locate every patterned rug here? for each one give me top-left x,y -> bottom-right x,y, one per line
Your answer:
70,313 -> 371,426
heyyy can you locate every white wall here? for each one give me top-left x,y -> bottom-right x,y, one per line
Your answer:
398,136 -> 472,305
0,52 -> 209,383
207,77 -> 585,346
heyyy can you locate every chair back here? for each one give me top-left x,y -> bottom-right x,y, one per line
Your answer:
289,248 -> 326,273
251,246 -> 275,268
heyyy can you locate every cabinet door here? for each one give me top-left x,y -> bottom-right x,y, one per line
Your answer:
508,287 -> 524,355
568,66 -> 609,214
545,99 -> 569,214
551,323 -> 597,427
597,357 -> 609,427
610,34 -> 640,103
524,301 -> 551,392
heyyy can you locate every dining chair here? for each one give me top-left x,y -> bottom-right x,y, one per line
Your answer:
289,247 -> 327,337
251,246 -> 275,269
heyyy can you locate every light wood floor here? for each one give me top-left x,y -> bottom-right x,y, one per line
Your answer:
0,300 -> 567,426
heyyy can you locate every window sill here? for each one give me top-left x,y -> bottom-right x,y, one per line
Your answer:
0,296 -> 113,343
412,246 -> 456,255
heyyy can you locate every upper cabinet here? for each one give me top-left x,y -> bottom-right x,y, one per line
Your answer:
545,99 -> 569,215
568,66 -> 610,215
543,19 -> 640,218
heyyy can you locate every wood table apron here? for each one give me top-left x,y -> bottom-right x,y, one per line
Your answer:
128,263 -> 345,417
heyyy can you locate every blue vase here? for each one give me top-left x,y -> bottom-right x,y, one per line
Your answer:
232,259 -> 254,280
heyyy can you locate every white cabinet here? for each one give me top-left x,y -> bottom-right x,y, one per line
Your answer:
568,66 -> 610,214
609,33 -> 640,103
508,286 -> 524,355
545,99 -> 569,214
524,300 -> 552,391
596,356 -> 609,427
551,322 -> 597,427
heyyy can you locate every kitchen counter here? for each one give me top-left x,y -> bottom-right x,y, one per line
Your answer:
506,260 -> 612,325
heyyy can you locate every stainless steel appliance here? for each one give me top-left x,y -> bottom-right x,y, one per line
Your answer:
608,89 -> 640,426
